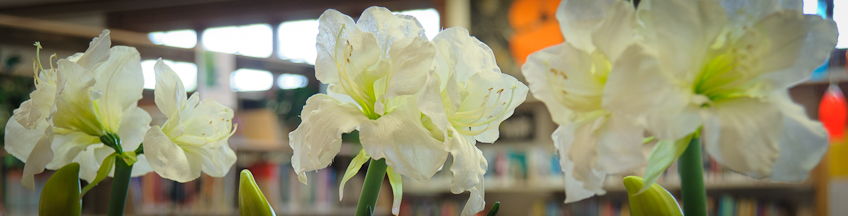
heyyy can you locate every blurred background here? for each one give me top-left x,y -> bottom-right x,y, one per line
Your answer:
0,0 -> 846,215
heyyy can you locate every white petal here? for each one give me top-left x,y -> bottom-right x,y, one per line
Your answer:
21,127 -> 54,189
289,94 -> 366,182
553,121 -> 606,203
91,46 -> 144,132
75,145 -> 114,182
386,35 -> 434,97
522,44 -> 591,125
589,0 -> 637,60
316,9 -> 356,84
447,133 -> 486,194
747,13 -> 838,89
603,45 -> 700,140
357,6 -> 427,48
769,93 -> 828,181
47,132 -> 99,170
555,0 -> 616,52
703,98 -> 782,178
720,0 -> 801,26
466,72 -> 528,143
191,140 -> 237,177
131,155 -> 153,177
116,106 -> 151,152
596,115 -> 645,174
143,126 -> 200,182
4,118 -> 46,161
639,0 -> 727,79
359,102 -> 448,180
154,60 -> 187,117
14,70 -> 57,129
75,30 -> 111,68
460,185 -> 485,216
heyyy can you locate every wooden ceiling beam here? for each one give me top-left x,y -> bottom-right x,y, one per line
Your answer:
105,0 -> 434,32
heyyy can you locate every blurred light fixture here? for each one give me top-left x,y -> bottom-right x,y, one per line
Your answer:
277,73 -> 309,89
202,24 -> 274,57
141,59 -> 199,91
148,29 -> 197,48
278,19 -> 319,64
231,68 -> 274,92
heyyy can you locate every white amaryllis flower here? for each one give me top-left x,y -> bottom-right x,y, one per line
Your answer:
419,27 -> 528,215
4,43 -> 58,189
605,0 -> 836,183
143,60 -> 236,182
291,6 -> 448,215
5,30 -> 153,185
521,0 -> 647,203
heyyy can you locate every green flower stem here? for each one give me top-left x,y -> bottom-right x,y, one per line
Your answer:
678,136 -> 707,216
355,159 -> 387,216
107,158 -> 133,216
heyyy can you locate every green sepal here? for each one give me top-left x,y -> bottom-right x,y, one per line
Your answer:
641,134 -> 693,192
623,176 -> 683,216
81,153 -> 116,196
239,169 -> 276,216
339,149 -> 369,201
386,166 -> 403,214
119,151 -> 138,165
39,163 -> 81,216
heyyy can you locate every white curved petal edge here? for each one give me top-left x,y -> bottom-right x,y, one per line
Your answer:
143,126 -> 198,182
359,102 -> 448,180
554,123 -> 607,203
289,94 -> 366,183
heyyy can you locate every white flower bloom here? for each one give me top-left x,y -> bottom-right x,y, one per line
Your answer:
521,0 -> 647,203
605,0 -> 835,182
4,43 -> 59,189
143,60 -> 236,182
6,31 -> 154,185
419,27 -> 527,215
291,6 -> 446,182
45,30 -> 152,182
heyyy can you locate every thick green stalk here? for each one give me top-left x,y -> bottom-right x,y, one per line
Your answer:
678,136 -> 707,216
107,155 -> 133,216
355,159 -> 387,216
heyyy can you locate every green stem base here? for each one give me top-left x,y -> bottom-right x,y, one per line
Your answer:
355,159 -> 387,216
678,136 -> 707,216
107,158 -> 133,216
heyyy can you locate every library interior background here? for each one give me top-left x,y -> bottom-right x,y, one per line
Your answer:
0,0 -> 847,215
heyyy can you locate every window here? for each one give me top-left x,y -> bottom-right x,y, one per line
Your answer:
277,19 -> 319,64
202,24 -> 274,57
231,68 -> 274,92
148,29 -> 197,48
836,0 -> 848,48
277,73 -> 309,89
397,8 -> 440,40
141,59 -> 198,91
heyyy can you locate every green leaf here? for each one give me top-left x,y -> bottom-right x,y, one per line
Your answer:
81,153 -> 116,196
339,149 -> 369,201
641,135 -> 692,192
39,163 -> 81,216
623,176 -> 683,216
386,166 -> 403,215
239,169 -> 275,216
486,202 -> 501,216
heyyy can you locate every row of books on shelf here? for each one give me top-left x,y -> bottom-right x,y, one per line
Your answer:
397,194 -> 812,216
